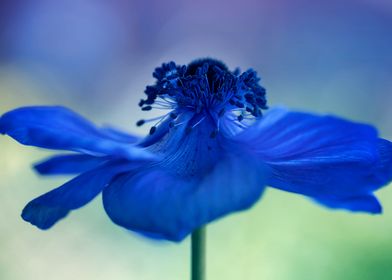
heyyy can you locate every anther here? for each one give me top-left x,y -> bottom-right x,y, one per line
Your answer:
149,126 -> 157,135
235,102 -> 245,108
136,120 -> 145,127
244,93 -> 254,101
142,106 -> 152,111
256,98 -> 266,106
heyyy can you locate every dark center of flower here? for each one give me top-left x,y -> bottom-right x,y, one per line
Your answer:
137,58 -> 268,136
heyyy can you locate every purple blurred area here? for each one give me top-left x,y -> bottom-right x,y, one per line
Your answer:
0,0 -> 391,122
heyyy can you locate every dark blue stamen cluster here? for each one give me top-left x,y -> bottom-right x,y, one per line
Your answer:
137,58 -> 268,134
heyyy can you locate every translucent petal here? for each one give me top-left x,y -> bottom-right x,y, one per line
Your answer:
236,108 -> 392,211
102,152 -> 266,242
314,195 -> 382,214
34,154 -> 109,175
22,160 -> 136,229
0,106 -> 154,160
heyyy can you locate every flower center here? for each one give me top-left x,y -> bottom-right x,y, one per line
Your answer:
137,58 -> 268,136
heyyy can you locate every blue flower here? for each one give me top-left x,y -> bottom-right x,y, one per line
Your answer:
1,58 -> 392,242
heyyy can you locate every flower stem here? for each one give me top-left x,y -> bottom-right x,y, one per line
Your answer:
191,227 -> 206,280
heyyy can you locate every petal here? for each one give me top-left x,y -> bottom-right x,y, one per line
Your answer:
374,138 -> 392,184
236,108 -> 392,206
102,153 -> 267,242
99,126 -> 140,143
22,160 -> 135,229
314,195 -> 382,214
0,106 -> 154,160
34,154 -> 109,175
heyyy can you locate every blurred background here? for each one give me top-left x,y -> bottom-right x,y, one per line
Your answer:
1,0 -> 392,279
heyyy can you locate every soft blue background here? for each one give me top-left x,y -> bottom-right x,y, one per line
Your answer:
1,0 -> 392,279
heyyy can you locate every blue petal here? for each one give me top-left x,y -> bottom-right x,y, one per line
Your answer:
22,160 -> 135,229
314,195 -> 382,214
34,154 -> 109,175
374,139 -> 392,184
236,108 -> 392,211
0,106 -> 154,160
99,126 -> 140,143
102,153 -> 267,242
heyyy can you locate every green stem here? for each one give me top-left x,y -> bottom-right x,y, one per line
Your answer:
191,227 -> 206,280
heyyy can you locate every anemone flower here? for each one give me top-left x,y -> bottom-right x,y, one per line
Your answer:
1,58 -> 392,280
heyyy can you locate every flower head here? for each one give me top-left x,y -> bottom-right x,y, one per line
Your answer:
1,58 -> 392,242
140,58 -> 266,119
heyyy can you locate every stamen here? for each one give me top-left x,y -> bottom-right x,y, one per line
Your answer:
171,120 -> 188,128
142,106 -> 152,111
138,58 -> 268,136
192,116 -> 207,129
136,115 -> 168,127
136,120 -> 145,127
149,126 -> 157,135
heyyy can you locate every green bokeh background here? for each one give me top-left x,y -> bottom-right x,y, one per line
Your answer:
1,0 -> 392,279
